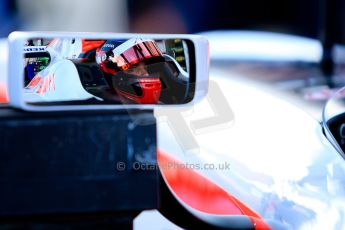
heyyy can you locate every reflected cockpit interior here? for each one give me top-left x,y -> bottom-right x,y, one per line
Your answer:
23,37 -> 195,105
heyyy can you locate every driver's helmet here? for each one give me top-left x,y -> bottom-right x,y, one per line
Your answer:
95,38 -> 165,104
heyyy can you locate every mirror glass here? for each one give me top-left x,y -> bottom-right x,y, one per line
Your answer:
23,37 -> 195,105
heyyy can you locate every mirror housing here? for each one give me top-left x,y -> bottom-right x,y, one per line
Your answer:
8,32 -> 209,111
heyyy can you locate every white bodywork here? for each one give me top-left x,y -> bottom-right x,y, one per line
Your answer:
156,70 -> 345,230
47,38 -> 83,60
3,31 -> 345,229
154,32 -> 345,230
24,38 -> 95,102
0,39 -> 8,91
24,59 -> 95,102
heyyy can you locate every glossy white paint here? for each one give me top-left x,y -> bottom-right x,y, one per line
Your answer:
24,59 -> 96,102
0,39 -> 7,88
156,69 -> 345,229
3,31 -> 345,229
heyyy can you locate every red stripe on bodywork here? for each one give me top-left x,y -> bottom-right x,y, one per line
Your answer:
0,83 -> 8,103
27,75 -> 41,89
157,149 -> 271,230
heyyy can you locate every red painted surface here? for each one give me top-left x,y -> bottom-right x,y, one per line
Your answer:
158,149 -> 271,230
0,83 -> 8,103
81,40 -> 105,53
27,75 -> 41,89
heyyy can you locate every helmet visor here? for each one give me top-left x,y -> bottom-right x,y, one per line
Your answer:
110,39 -> 162,71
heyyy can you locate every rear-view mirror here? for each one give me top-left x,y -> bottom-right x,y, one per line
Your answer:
8,32 -> 209,111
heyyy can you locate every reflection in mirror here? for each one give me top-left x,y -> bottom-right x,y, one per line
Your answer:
23,37 -> 195,105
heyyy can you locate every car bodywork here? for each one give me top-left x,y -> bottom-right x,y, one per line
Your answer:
154,31 -> 345,230
2,31 -> 345,229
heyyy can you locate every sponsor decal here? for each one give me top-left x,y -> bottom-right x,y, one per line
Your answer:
103,43 -> 115,49
24,46 -> 46,53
